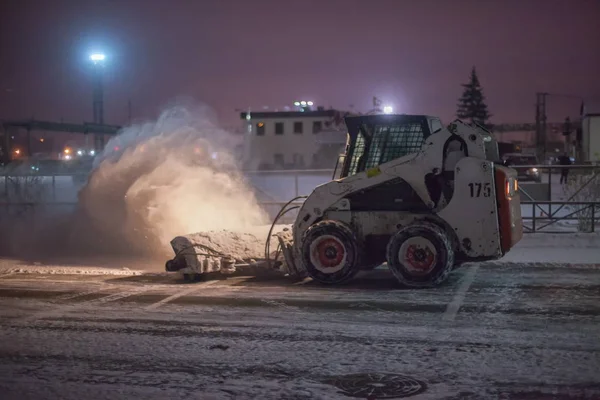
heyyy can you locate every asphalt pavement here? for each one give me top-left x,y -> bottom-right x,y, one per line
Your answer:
0,262 -> 599,400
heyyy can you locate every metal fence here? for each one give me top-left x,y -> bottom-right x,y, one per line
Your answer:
512,164 -> 600,233
2,165 -> 599,233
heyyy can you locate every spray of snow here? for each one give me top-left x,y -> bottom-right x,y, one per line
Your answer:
0,101 -> 269,261
72,101 -> 269,256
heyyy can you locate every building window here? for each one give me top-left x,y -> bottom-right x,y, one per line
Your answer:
256,122 -> 265,136
313,121 -> 322,134
293,153 -> 305,167
274,153 -> 284,166
275,122 -> 284,135
294,122 -> 303,134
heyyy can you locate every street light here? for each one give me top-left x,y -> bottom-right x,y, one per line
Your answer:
295,100 -> 314,111
383,105 -> 393,114
89,53 -> 106,63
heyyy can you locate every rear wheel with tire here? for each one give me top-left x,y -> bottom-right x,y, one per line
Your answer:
386,222 -> 454,288
301,220 -> 361,284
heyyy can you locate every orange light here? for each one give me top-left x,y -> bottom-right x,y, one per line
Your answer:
257,122 -> 264,127
506,180 -> 511,197
514,180 -> 518,192
14,149 -> 20,155
64,148 -> 71,154
39,138 -> 45,143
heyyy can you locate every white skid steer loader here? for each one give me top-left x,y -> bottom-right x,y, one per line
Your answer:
166,114 -> 523,288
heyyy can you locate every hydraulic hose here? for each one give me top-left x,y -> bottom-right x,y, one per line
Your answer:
264,196 -> 308,269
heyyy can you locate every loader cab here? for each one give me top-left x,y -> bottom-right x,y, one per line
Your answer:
337,114 -> 434,179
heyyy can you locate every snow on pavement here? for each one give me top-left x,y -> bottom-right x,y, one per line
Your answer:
0,261 -> 599,399
501,232 -> 600,264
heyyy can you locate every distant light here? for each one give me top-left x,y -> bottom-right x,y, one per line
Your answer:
300,101 -> 307,106
211,152 -> 218,160
64,154 -> 72,160
383,105 -> 393,114
90,53 -> 106,62
14,149 -> 20,155
294,101 -> 301,106
39,138 -> 45,143
89,150 -> 95,156
246,113 -> 251,121
77,150 -> 83,156
64,148 -> 71,154
307,101 -> 314,106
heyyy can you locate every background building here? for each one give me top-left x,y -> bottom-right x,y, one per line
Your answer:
581,103 -> 600,163
240,107 -> 348,170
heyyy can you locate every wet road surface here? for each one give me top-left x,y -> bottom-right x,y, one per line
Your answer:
0,262 -> 599,399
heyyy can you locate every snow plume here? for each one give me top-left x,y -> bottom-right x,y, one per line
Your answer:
74,101 -> 269,256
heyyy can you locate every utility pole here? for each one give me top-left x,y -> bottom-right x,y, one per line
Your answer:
535,92 -> 548,161
90,53 -> 106,153
562,116 -> 572,155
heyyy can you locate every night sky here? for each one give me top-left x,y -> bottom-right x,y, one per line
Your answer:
1,0 -> 599,129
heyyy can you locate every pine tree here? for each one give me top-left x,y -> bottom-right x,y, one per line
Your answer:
456,67 -> 492,128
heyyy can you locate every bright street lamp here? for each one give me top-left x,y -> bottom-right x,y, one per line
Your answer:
383,105 -> 393,114
90,53 -> 106,63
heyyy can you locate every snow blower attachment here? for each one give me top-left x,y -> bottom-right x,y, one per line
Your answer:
165,114 -> 523,287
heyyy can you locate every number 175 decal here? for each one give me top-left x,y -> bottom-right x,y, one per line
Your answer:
468,182 -> 492,197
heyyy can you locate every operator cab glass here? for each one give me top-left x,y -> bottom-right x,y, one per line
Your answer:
340,115 -> 434,178
470,121 -> 499,161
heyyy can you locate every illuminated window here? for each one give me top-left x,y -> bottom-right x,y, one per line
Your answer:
256,122 -> 265,136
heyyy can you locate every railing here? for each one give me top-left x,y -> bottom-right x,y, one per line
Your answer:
511,164 -> 600,232
522,201 -> 599,233
2,164 -> 600,233
509,164 -> 599,203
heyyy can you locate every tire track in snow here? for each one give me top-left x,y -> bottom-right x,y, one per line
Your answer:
145,280 -> 220,310
12,286 -> 151,324
443,264 -> 479,321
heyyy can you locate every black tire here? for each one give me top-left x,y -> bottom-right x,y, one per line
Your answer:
386,221 -> 454,288
301,220 -> 361,284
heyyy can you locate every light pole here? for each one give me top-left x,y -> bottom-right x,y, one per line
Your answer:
90,53 -> 105,152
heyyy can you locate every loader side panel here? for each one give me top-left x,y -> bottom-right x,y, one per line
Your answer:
437,157 -> 502,259
344,178 -> 430,212
494,165 -> 523,254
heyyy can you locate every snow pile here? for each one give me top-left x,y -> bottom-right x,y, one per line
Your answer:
172,226 -> 285,262
501,232 -> 600,264
0,265 -> 145,276
70,101 -> 269,256
517,232 -> 600,248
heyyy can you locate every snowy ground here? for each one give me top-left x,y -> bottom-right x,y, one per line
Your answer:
1,173 -> 599,399
0,235 -> 599,400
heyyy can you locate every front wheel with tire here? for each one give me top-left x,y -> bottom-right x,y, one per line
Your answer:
301,220 -> 361,284
386,222 -> 454,288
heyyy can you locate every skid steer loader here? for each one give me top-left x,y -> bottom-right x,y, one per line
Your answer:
166,114 -> 523,287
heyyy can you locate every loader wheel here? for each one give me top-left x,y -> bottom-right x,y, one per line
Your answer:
386,222 -> 454,288
301,220 -> 361,284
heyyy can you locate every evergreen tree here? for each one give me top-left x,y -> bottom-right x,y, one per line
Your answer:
456,67 -> 492,128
